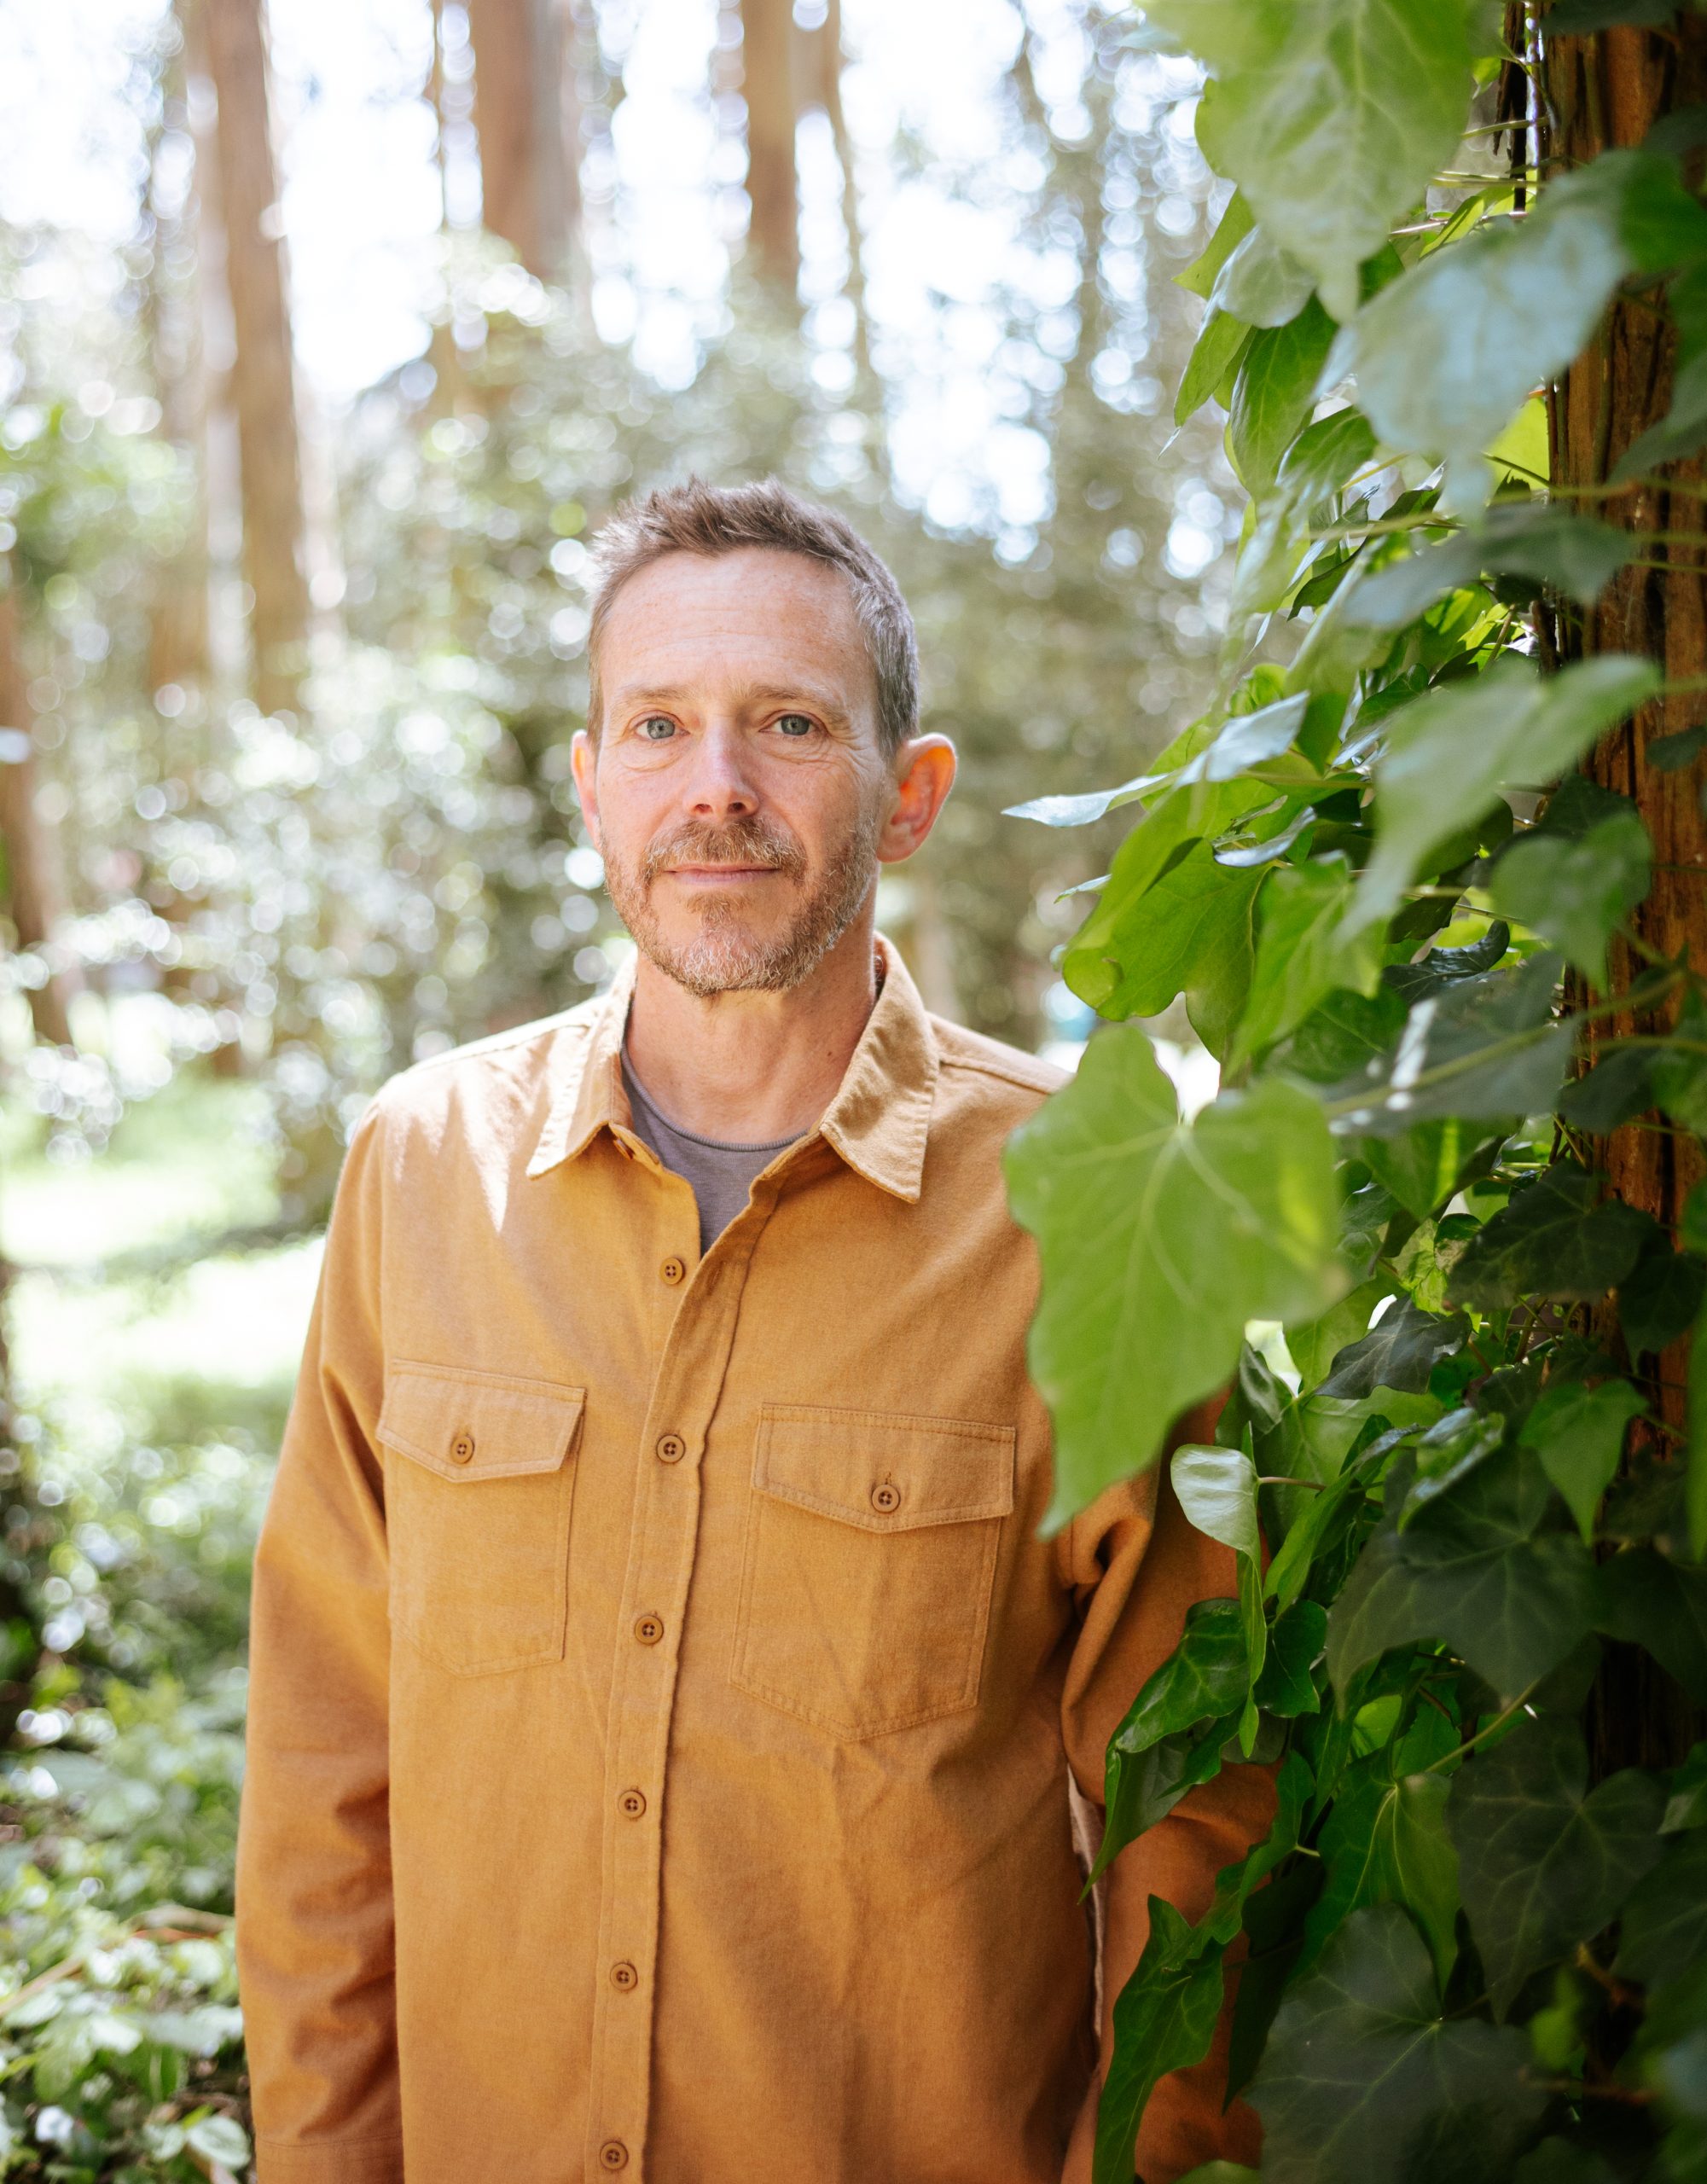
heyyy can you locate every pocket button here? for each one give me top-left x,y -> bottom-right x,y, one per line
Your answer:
870,1479 -> 903,1515
450,1431 -> 476,1466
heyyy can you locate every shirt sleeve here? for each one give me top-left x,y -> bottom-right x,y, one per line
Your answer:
235,1098 -> 404,2184
1056,1400 -> 1278,2184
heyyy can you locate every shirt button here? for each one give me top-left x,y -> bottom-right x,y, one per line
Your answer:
660,1256 -> 686,1286
450,1432 -> 476,1466
599,2140 -> 629,2171
870,1479 -> 903,1514
618,1787 -> 647,1821
656,1432 -> 686,1464
634,1612 -> 665,1646
610,1960 -> 639,1991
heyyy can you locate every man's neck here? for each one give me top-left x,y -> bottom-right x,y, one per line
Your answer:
622,914 -> 880,1144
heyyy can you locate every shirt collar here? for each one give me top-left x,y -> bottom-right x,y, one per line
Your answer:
524,932 -> 938,1204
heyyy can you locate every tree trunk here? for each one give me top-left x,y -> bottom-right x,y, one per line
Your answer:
739,0 -> 799,291
1536,13 -> 1707,1774
467,0 -> 578,280
204,0 -> 310,717
148,0 -> 212,703
0,584 -> 83,1049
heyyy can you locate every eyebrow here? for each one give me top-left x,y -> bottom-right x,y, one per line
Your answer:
609,681 -> 856,728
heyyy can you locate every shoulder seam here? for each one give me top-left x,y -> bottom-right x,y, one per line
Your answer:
935,1051 -> 1063,1094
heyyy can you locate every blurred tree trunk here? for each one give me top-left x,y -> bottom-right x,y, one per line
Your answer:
812,0 -> 871,380
467,0 -> 578,279
148,0 -> 212,702
1533,12 -> 1707,1775
204,0 -> 310,717
740,0 -> 799,290
0,583 -> 84,1049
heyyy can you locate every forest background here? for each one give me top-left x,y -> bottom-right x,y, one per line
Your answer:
0,0 -> 1235,2172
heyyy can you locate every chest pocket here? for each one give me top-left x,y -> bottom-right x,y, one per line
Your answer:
730,1403 -> 1015,1740
377,1362 -> 586,1676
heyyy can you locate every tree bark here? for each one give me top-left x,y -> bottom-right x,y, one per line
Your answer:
0,584 -> 83,1049
1536,12 -> 1707,1774
204,0 -> 310,717
467,0 -> 578,280
739,0 -> 799,291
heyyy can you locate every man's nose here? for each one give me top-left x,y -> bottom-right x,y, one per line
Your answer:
685,721 -> 758,819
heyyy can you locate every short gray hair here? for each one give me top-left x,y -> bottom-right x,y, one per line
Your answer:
585,477 -> 919,758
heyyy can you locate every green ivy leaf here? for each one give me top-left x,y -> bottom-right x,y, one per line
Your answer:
1230,304 -> 1338,493
1177,306 -> 1256,427
1286,1278 -> 1391,1388
1344,507 -> 1636,628
1234,856 -> 1384,1067
1249,1903 -> 1543,2184
1300,1762 -> 1461,1989
1383,923 -> 1512,1006
1619,1242 -> 1707,1356
1596,1547 -> 1707,1702
1328,1449 -> 1597,1696
1489,808 -> 1653,985
1320,1298 -> 1471,1399
1519,1380 -> 1647,1543
1007,1029 -> 1346,1521
1337,157 -> 1640,508
1175,1444 -> 1267,1710
1615,1829 -> 1707,1988
1177,190 -> 1255,299
1255,1600 -> 1328,1716
1146,0 -> 1475,321
1448,1716 -> 1665,2017
1330,956 -> 1571,1140
1211,224 -> 1317,328
1447,1162 -> 1658,1310
1653,991 -> 1707,1133
1093,1900 -> 1232,2184
1557,1044 -> 1662,1131
1351,654 -> 1660,934
1663,1740 -> 1707,1832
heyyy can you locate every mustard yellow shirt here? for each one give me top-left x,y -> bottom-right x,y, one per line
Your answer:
235,936 -> 1271,2184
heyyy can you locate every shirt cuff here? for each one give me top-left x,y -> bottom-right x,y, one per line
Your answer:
255,2136 -> 404,2184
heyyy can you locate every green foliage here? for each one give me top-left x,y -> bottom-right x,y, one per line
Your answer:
1006,1028 -> 1344,1521
1007,15 -> 1707,2174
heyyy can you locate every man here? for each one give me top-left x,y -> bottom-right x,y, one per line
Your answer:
235,478 -> 1271,2184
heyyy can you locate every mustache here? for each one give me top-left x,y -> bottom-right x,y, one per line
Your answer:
641,816 -> 807,886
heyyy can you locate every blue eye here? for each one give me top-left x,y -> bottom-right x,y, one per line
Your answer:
776,713 -> 815,738
638,716 -> 676,741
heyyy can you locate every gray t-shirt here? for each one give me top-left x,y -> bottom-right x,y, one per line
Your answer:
620,1053 -> 799,1254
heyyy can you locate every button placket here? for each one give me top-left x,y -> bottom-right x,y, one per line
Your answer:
584,1199 -> 777,2184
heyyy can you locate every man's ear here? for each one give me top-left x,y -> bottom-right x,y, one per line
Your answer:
877,735 -> 956,865
570,729 -> 602,851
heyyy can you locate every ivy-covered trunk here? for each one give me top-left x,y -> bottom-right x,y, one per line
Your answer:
1538,14 -> 1707,1779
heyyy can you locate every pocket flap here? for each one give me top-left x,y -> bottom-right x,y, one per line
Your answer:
378,1362 -> 586,1483
753,1403 -> 1015,1534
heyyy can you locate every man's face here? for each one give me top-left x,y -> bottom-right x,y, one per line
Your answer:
572,548 -> 897,998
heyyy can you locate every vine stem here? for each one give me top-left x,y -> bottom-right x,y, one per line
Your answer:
1422,1681 -> 1541,1774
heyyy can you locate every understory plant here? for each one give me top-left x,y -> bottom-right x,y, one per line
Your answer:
1007,4 -> 1707,2179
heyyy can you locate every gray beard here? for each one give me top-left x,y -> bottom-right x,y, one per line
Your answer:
600,804 -> 883,999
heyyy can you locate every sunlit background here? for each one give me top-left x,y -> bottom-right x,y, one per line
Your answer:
0,6 -> 1229,2154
